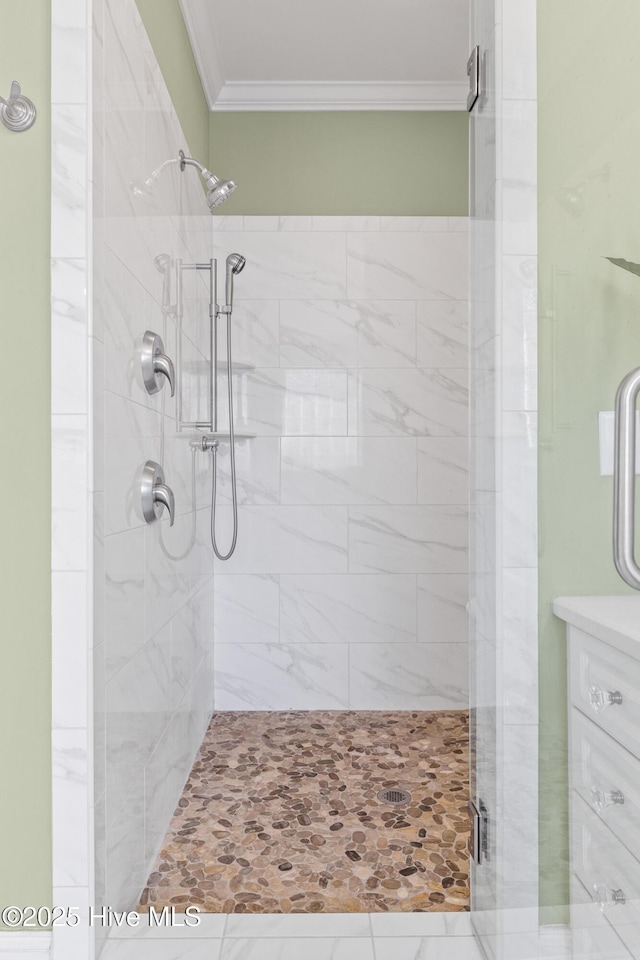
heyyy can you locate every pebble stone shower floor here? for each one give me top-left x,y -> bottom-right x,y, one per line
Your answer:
139,710 -> 470,914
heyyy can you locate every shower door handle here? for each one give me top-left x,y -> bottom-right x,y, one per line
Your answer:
613,366 -> 640,590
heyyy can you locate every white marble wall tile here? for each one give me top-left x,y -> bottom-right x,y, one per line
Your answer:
52,415 -> 88,570
108,914 -> 226,939
104,528 -> 146,679
238,369 -> 348,436
502,101 -> 537,257
220,943 -> 373,960
280,300 -> 358,368
278,216 -> 314,232
281,437 -> 417,505
418,438 -> 469,504
214,643 -> 349,710
350,643 -> 469,710
52,572 -> 88,728
348,368 -> 468,437
279,300 -> 416,369
502,411 -> 537,569
349,506 -> 468,575
143,708 -> 188,872
502,724 -> 539,883
52,259 -> 88,414
215,437 -> 281,506
380,217 -> 450,232
225,300 -> 280,368
171,602 -> 204,709
144,515 -> 197,638
449,217 -> 470,233
52,105 -> 88,258
280,574 -> 416,645
52,0 -> 88,104
347,232 -> 468,301
417,574 -> 469,643
502,0 -> 537,100
502,255 -> 537,410
105,779 -> 146,911
52,729 -> 89,888
214,575 -> 280,645
225,914 -> 370,938
313,216 -> 380,232
103,0 -> 145,112
102,941 -> 220,960
92,338 -> 106,495
212,506 -> 348,575
94,493 -> 105,646
211,232 -> 347,300
211,215 -> 244,232
104,392 -> 161,536
374,939 -> 483,960
417,301 -> 468,368
502,568 -> 538,724
355,300 -> 417,367
102,246 -> 150,406
51,887 -> 91,960
370,914 -> 473,936
243,216 -> 280,232
108,636 -> 171,801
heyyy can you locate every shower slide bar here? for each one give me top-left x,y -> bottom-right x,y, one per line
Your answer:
613,365 -> 640,590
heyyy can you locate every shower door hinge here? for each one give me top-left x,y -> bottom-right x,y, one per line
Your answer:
467,45 -> 480,112
468,798 -> 489,865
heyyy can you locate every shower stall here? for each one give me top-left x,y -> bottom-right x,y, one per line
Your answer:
49,0 -> 540,957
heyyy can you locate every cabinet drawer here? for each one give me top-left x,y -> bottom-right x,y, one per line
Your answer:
569,626 -> 640,759
571,875 -> 634,959
570,708 -> 640,862
571,792 -> 640,958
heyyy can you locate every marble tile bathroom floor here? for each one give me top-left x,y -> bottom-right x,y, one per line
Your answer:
139,710 -> 470,916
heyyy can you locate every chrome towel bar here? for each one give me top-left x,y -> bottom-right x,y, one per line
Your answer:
613,366 -> 640,589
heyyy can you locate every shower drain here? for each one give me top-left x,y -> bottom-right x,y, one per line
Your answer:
377,788 -> 412,805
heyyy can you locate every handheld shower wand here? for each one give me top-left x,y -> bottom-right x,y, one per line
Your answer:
225,253 -> 246,310
209,254 -> 247,561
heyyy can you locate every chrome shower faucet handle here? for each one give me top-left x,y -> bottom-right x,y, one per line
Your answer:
0,81 -> 37,132
139,330 -> 176,397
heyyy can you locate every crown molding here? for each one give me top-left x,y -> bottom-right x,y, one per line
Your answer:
179,1 -> 466,112
179,0 -> 225,105
0,931 -> 51,955
211,81 -> 468,111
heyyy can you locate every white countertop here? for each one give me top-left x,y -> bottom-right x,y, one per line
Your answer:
553,595 -> 640,658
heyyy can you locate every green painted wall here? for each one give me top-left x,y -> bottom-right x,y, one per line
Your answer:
0,0 -> 52,920
135,0 -> 210,162
538,0 -> 640,918
135,2 -> 468,214
209,111 -> 469,216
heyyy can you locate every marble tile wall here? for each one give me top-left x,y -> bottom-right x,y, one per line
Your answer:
51,0 -> 93,957
92,0 -> 215,928
468,1 -> 539,958
209,217 -> 470,711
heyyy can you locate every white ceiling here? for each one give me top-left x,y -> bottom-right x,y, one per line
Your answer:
179,0 -> 469,111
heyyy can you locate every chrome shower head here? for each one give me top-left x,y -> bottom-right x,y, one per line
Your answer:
132,150 -> 238,213
154,253 -> 171,272
206,177 -> 237,210
226,253 -> 246,276
225,253 -> 246,308
179,150 -> 237,212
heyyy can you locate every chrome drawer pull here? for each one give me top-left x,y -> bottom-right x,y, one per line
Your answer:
593,883 -> 626,912
589,685 -> 624,713
591,784 -> 625,811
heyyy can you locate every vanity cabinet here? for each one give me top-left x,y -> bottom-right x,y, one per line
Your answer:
554,596 -> 640,960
